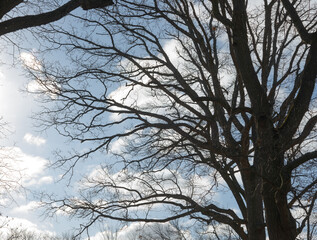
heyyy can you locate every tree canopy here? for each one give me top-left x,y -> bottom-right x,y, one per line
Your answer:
22,0 -> 317,239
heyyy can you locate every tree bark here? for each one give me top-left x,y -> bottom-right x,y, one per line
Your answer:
241,166 -> 266,240
0,0 -> 114,36
262,165 -> 297,240
263,188 -> 297,240
257,116 -> 297,240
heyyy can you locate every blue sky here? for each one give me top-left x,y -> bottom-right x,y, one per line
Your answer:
0,0 -> 315,239
0,25 -> 216,239
0,44 -> 192,239
0,51 -> 72,235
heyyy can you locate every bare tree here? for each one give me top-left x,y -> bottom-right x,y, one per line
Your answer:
95,222 -> 188,240
0,228 -> 75,240
25,0 -> 317,239
0,217 -> 77,240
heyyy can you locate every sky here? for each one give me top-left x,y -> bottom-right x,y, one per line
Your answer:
0,50 -> 68,236
0,34 -> 115,238
0,19 -> 235,240
0,50 -> 205,239
0,50 -> 129,238
0,23 -> 200,240
0,1 -> 315,239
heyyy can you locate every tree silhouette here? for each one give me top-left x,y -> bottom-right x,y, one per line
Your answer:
26,0 -> 317,239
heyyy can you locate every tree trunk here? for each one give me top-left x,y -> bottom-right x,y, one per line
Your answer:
241,166 -> 266,240
263,189 -> 297,240
262,156 -> 297,240
256,116 -> 297,240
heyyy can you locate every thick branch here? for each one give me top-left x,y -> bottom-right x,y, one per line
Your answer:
211,0 -> 233,27
289,178 -> 317,207
280,0 -> 313,43
285,150 -> 317,172
231,0 -> 270,115
0,0 -> 113,36
279,39 -> 317,143
286,115 -> 317,149
0,0 -> 22,19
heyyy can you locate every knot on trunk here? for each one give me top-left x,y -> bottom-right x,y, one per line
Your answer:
257,114 -> 268,129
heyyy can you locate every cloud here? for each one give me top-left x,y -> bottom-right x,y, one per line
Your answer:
83,166 -> 218,208
38,176 -> 53,185
55,205 -> 74,216
27,79 -> 60,99
23,133 -> 46,146
107,39 -> 197,126
0,216 -> 55,239
247,0 -> 263,9
0,71 -> 5,81
11,201 -> 41,214
109,133 -> 140,155
19,52 -> 60,99
0,147 -> 51,188
20,52 -> 42,71
161,39 -> 181,65
88,222 -> 192,240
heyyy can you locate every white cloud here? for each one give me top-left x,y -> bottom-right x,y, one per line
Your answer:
107,35 -> 218,125
88,230 -> 115,240
0,216 -> 55,239
0,147 -> 51,188
161,39 -> 181,65
27,79 -> 60,99
55,205 -> 74,216
247,0 -> 264,9
38,176 -> 53,185
11,201 -> 41,214
20,52 -> 42,71
0,71 -> 5,81
109,134 -> 140,155
83,166 -> 218,209
108,83 -> 154,111
88,222 -> 192,240
107,39 -> 190,125
23,133 -> 46,146
0,68 -> 29,130
19,52 -> 60,99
